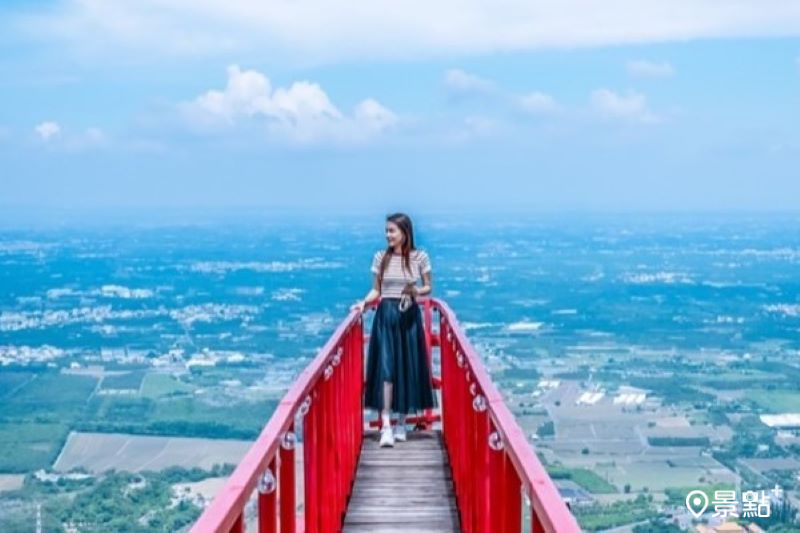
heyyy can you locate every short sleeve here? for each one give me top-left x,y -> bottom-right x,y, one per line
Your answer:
370,251 -> 383,274
418,250 -> 432,274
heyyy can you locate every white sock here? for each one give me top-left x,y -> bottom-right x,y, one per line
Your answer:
397,413 -> 406,427
381,411 -> 391,429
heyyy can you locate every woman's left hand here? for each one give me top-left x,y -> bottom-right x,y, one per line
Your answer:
402,283 -> 418,297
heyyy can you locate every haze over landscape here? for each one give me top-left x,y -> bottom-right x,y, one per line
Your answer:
1,1 -> 800,532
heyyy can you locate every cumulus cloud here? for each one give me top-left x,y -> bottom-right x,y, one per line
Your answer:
626,60 -> 675,78
66,127 -> 109,150
446,116 -> 502,143
33,122 -> 109,150
590,89 -> 660,123
354,99 -> 398,132
444,69 -> 495,95
35,121 -> 60,141
21,1 -> 800,63
518,92 -> 559,114
446,68 -> 559,118
181,65 -> 396,143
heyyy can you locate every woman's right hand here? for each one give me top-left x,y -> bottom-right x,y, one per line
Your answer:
350,300 -> 366,313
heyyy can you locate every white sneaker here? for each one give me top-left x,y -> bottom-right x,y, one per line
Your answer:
379,426 -> 395,447
393,422 -> 407,442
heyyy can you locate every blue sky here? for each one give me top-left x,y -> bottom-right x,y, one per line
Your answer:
1,1 -> 799,212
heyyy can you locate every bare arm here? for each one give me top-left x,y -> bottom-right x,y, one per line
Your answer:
404,271 -> 432,298
351,273 -> 381,313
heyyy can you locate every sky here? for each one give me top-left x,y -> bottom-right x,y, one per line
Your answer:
0,1 -> 799,213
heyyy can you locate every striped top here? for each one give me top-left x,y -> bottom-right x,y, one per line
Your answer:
371,249 -> 432,298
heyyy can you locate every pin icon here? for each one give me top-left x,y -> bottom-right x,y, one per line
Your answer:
686,490 -> 709,518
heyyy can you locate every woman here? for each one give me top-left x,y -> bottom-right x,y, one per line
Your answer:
351,213 -> 437,447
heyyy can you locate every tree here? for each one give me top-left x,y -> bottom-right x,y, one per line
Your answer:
632,519 -> 682,533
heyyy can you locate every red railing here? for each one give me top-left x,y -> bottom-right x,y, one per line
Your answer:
191,298 -> 579,533
190,311 -> 364,533
433,299 -> 581,533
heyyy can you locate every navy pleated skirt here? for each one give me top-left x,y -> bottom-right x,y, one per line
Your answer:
364,298 -> 437,414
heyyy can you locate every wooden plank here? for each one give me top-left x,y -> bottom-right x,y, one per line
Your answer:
354,472 -> 451,478
350,487 -> 450,496
351,478 -> 453,485
343,528 -> 459,533
347,498 -> 457,507
360,454 -> 446,459
345,512 -> 460,523
350,487 -> 455,497
352,485 -> 453,493
342,429 -> 460,532
357,458 -> 451,465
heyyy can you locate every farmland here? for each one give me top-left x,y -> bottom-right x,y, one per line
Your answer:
54,432 -> 252,473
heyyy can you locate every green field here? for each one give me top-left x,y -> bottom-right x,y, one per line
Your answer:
100,370 -> 147,391
749,390 -> 800,413
0,372 -> 97,472
140,373 -> 195,398
2,373 -> 97,422
547,466 -> 618,494
0,422 -> 70,472
574,495 -> 659,531
79,395 -> 276,439
0,369 -> 274,473
664,483 -> 735,506
0,371 -> 36,399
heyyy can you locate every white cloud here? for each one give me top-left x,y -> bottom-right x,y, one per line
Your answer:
24,1 -> 800,63
66,127 -> 109,150
591,89 -> 660,123
181,65 -> 396,143
354,99 -> 398,132
444,69 -> 495,94
518,92 -> 559,114
32,122 -> 109,150
84,127 -> 106,143
446,68 -> 558,118
190,66 -> 342,126
626,60 -> 675,78
35,121 -> 60,141
446,115 -> 502,143
463,116 -> 498,135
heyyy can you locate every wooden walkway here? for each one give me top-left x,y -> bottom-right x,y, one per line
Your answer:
342,429 -> 461,532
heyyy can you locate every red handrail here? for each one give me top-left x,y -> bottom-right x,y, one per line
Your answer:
191,298 -> 579,532
433,298 -> 581,532
190,310 -> 364,533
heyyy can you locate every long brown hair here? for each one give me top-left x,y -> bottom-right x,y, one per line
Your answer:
377,212 -> 416,287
